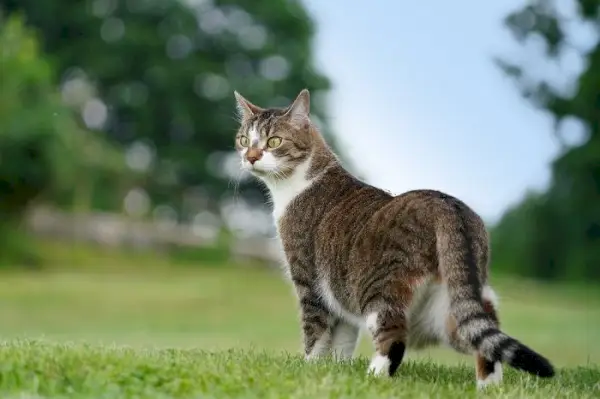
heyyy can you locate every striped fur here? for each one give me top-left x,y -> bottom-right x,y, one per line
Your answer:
436,210 -> 554,378
233,89 -> 555,386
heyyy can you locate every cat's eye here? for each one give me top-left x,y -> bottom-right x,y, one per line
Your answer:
267,136 -> 282,149
239,136 -> 249,147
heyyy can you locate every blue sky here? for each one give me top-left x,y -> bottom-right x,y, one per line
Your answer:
301,0 -> 563,223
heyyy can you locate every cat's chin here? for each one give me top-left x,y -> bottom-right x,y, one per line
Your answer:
244,166 -> 272,178
248,168 -> 288,181
249,169 -> 268,177
241,161 -> 287,180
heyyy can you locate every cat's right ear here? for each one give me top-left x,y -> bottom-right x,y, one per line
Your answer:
234,91 -> 263,120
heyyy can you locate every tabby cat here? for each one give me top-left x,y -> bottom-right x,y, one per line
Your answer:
233,89 -> 555,388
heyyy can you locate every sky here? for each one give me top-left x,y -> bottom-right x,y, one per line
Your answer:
300,0 -> 570,223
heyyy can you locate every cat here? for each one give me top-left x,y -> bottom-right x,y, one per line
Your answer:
232,88 -> 555,388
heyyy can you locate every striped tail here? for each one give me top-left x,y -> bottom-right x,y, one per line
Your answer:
436,213 -> 555,378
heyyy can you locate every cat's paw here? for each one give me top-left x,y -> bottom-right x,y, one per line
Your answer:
304,352 -> 325,362
476,362 -> 503,390
367,354 -> 391,377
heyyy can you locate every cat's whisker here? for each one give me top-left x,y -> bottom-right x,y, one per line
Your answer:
270,168 -> 288,182
230,173 -> 242,205
227,160 -> 246,206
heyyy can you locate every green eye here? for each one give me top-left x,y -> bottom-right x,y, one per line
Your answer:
239,136 -> 249,147
267,136 -> 282,148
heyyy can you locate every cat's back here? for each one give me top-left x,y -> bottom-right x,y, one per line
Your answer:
325,188 -> 487,265
367,188 -> 486,238
282,172 -> 458,244
279,166 -> 486,265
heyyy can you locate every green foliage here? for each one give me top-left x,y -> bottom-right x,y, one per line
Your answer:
0,0 -> 346,215
493,1 -> 600,281
0,341 -> 597,398
0,14 -> 67,216
0,15 -> 127,265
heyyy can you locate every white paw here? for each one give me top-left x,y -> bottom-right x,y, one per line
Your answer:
477,362 -> 503,389
305,351 -> 325,362
331,348 -> 353,362
305,333 -> 331,361
367,354 -> 391,376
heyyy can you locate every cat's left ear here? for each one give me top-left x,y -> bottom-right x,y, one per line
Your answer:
234,91 -> 264,120
283,89 -> 310,128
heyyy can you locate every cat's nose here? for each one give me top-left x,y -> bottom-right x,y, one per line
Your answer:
246,148 -> 263,165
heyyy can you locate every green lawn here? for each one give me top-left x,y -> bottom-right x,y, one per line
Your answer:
0,341 -> 598,399
0,244 -> 598,397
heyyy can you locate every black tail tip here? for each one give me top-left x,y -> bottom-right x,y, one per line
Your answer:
510,346 -> 555,378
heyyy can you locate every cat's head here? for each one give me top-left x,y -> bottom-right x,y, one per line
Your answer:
233,89 -> 314,180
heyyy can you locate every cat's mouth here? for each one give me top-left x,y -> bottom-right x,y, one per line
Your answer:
241,156 -> 285,179
249,167 -> 268,176
247,164 -> 286,179
244,162 -> 271,176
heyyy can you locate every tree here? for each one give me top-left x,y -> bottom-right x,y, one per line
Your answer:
0,0 -> 346,221
493,0 -> 600,281
0,14 -> 127,265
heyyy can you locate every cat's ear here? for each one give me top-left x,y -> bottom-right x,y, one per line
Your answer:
283,89 -> 310,128
234,91 -> 263,120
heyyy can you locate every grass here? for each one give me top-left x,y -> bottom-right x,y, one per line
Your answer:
0,342 -> 598,399
0,241 -> 598,397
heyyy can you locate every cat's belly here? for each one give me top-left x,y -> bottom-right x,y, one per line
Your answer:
318,277 -> 451,349
317,278 -> 365,328
405,279 -> 450,349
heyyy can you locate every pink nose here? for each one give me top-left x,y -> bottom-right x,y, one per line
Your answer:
246,148 -> 263,164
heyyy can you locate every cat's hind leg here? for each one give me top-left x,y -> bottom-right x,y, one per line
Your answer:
445,285 -> 503,389
474,286 -> 503,389
364,307 -> 408,377
362,281 -> 415,377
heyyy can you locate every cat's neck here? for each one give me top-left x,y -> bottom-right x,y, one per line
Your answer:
262,158 -> 314,222
262,134 -> 338,222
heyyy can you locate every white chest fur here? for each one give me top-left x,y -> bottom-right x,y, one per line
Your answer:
263,159 -> 313,222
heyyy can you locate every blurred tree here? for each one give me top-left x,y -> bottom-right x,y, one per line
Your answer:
0,0 -> 347,222
0,15 -> 127,265
493,0 -> 600,281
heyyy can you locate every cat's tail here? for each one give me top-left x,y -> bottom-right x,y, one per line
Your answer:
435,211 -> 555,378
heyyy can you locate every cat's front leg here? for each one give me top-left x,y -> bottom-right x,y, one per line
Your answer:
294,285 -> 335,360
331,319 -> 360,360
